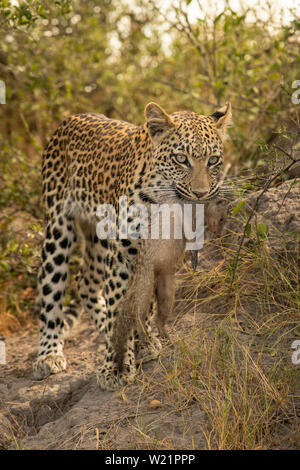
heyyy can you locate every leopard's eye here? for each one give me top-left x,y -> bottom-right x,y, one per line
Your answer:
175,154 -> 189,166
208,156 -> 220,166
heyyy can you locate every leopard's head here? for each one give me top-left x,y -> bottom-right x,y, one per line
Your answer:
144,102 -> 232,203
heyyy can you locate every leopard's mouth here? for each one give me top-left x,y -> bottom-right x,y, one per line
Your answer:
175,187 -> 219,203
139,183 -> 220,205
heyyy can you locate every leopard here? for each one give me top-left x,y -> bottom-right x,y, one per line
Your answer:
33,101 -> 232,390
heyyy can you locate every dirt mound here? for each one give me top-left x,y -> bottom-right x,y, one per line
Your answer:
226,179 -> 300,254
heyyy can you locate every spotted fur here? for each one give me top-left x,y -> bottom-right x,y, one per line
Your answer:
33,102 -> 232,390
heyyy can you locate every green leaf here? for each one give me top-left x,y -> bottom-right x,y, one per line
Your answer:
242,183 -> 255,190
0,262 -> 9,271
245,222 -> 252,236
232,200 -> 246,215
257,222 -> 268,239
214,12 -> 224,24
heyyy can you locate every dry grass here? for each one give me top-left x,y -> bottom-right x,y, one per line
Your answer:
120,226 -> 300,450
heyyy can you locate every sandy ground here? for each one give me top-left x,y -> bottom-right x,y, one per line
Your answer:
1,285 -> 300,450
0,310 -> 211,450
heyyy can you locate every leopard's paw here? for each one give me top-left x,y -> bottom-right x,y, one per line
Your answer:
33,353 -> 67,380
135,335 -> 162,364
96,364 -> 136,391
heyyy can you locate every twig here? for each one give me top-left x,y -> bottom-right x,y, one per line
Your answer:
154,79 -> 218,108
274,144 -> 293,158
275,178 -> 299,216
177,6 -> 213,85
154,79 -> 249,113
228,157 -> 300,293
219,163 -> 232,185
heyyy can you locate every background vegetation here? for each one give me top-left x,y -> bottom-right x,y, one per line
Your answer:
0,0 -> 300,450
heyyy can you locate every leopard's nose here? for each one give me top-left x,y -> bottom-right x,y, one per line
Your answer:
193,190 -> 209,199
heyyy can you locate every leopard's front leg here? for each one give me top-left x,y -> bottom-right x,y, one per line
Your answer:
96,240 -> 137,391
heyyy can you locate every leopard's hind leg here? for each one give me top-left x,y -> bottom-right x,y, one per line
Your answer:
96,240 -> 138,391
76,221 -> 107,334
33,210 -> 77,380
135,300 -> 162,364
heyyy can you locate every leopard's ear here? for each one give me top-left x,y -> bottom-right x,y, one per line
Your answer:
145,102 -> 175,146
211,102 -> 232,139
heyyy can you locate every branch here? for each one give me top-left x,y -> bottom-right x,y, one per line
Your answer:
274,144 -> 292,158
228,157 -> 300,293
154,79 -> 218,108
154,79 -> 250,113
